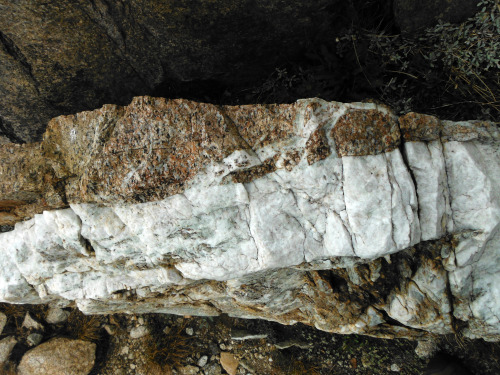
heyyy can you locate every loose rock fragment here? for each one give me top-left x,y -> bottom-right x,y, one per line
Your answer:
45,307 -> 70,324
0,336 -> 16,363
0,312 -> 6,335
220,352 -> 239,375
17,338 -> 96,375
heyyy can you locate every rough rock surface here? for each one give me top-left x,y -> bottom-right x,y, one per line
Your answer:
17,337 -> 96,375
0,0 -> 333,143
0,97 -> 499,342
0,336 -> 16,364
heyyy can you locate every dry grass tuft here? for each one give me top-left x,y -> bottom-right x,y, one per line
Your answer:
0,303 -> 47,321
271,355 -> 321,375
143,321 -> 193,372
0,303 -> 27,319
287,360 -> 321,375
0,303 -> 47,337
65,309 -> 103,342
142,360 -> 174,375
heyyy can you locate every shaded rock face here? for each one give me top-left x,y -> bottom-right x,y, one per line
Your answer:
0,97 -> 499,342
0,0 -> 332,143
394,0 -> 480,34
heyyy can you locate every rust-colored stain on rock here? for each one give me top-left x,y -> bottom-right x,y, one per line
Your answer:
1,96 -> 496,226
399,112 -> 441,142
225,155 -> 280,184
0,143 -> 66,225
223,103 -> 297,148
48,97 -> 252,204
305,128 -> 331,165
332,109 -> 400,156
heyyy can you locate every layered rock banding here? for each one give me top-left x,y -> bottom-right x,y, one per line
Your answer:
0,97 -> 499,341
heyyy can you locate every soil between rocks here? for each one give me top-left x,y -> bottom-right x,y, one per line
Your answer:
1,305 -> 499,375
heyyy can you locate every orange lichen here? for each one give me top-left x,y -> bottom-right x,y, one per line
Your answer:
332,109 -> 400,156
398,112 -> 441,142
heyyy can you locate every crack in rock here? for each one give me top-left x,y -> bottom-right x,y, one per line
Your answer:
0,97 -> 498,340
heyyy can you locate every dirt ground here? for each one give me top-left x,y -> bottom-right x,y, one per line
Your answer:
1,304 -> 500,375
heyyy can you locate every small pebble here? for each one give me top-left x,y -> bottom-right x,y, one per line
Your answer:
415,339 -> 438,359
391,363 -> 401,372
103,324 -> 116,336
186,327 -> 194,336
45,307 -> 69,324
198,355 -> 208,368
130,326 -> 149,339
27,333 -> 43,347
22,313 -> 44,331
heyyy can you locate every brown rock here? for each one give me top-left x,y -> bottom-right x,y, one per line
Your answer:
45,97 -> 250,204
332,109 -> 400,156
399,112 -> 499,143
224,103 -> 298,149
0,142 -> 67,225
305,128 -> 331,165
17,337 -> 96,375
350,357 -> 357,369
0,0 -> 333,142
220,352 -> 239,375
399,112 -> 442,142
225,155 -> 279,184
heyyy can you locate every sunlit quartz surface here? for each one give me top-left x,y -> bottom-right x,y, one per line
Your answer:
0,99 -> 498,340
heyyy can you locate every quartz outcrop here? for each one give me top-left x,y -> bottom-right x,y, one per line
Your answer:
0,97 -> 498,341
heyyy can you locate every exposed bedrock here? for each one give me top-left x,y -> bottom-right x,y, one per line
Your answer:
0,97 -> 499,341
0,0 -> 334,143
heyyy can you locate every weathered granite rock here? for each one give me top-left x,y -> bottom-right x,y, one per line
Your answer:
45,306 -> 69,324
22,313 -> 43,331
0,0 -> 334,143
17,337 -> 96,375
0,97 -> 499,342
0,336 -> 16,364
0,312 -> 6,335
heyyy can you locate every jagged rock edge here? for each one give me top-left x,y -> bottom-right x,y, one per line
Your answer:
0,97 -> 498,341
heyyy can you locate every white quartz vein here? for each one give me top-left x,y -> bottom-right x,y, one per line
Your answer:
0,101 -> 499,339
